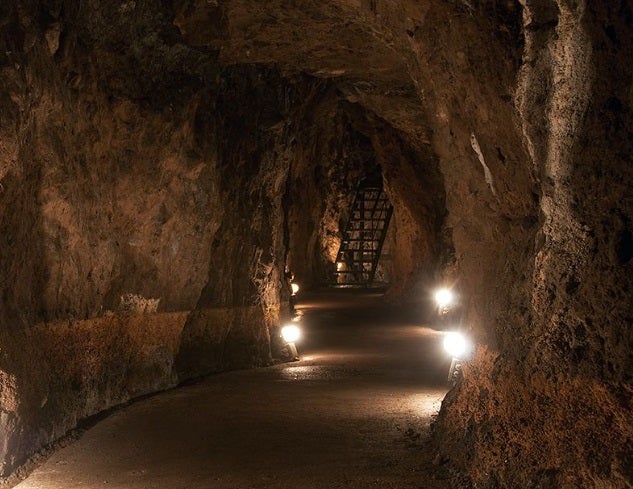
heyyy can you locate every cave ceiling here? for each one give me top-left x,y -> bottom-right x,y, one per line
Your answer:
29,0 -> 441,148
172,0 -> 433,147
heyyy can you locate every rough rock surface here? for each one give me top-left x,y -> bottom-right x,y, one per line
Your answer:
0,0 -> 632,487
431,2 -> 633,487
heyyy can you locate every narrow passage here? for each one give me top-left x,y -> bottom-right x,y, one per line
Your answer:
14,290 -> 451,488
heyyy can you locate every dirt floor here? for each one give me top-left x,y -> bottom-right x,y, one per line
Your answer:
10,289 -> 454,488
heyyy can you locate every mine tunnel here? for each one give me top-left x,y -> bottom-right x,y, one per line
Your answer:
0,1 -> 632,488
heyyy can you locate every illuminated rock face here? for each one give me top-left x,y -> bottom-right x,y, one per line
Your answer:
1,1 -> 632,487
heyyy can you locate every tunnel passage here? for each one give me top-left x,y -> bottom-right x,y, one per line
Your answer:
281,98 -> 447,295
330,181 -> 394,287
1,1 -> 632,488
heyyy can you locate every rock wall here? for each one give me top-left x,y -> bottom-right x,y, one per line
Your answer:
0,2 -> 329,478
370,124 -> 447,303
0,312 -> 188,478
424,2 -> 633,487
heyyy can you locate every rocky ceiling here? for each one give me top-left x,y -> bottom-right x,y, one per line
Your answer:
55,0 -> 470,147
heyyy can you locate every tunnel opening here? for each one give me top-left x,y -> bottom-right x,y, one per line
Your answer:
282,97 -> 448,298
330,181 -> 394,288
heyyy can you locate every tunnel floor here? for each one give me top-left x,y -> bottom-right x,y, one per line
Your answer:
13,289 -> 452,489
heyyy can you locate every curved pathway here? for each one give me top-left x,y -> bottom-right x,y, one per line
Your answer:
14,290 -> 451,489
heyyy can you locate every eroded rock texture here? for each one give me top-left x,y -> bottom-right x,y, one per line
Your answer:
0,0 -> 631,487
433,3 -> 633,487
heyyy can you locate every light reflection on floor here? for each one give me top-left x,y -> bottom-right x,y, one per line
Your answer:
407,391 -> 446,416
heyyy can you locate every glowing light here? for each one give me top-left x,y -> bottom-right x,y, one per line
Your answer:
281,324 -> 301,343
290,283 -> 300,295
434,288 -> 454,308
336,262 -> 343,271
443,332 -> 468,358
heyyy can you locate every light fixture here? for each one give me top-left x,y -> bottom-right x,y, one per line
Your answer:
434,288 -> 454,309
290,283 -> 300,296
281,323 -> 301,361
443,332 -> 468,359
281,324 -> 301,343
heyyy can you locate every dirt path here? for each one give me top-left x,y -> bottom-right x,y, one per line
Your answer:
13,290 -> 452,488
